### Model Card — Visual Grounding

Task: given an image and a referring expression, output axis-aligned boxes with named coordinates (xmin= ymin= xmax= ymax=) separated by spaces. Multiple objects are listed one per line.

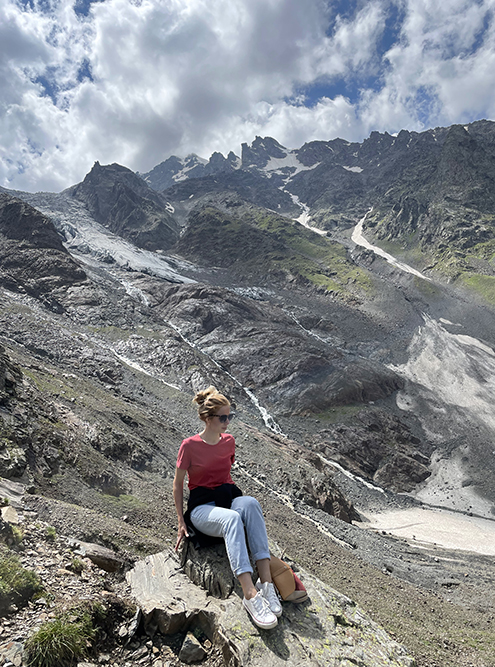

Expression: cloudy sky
xmin=2 ymin=0 xmax=495 ymax=192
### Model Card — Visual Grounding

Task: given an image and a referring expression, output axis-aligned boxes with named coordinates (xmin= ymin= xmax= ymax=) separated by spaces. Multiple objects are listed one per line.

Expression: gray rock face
xmin=306 ymin=409 xmax=431 ymax=493
xmin=68 ymin=162 xmax=180 ymax=251
xmin=143 ymin=282 xmax=403 ymax=416
xmin=0 ymin=193 xmax=87 ymax=310
xmin=127 ymin=550 xmax=416 ymax=667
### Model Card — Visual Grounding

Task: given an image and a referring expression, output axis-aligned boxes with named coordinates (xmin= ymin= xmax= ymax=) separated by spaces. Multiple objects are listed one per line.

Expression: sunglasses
xmin=214 ymin=413 xmax=236 ymax=423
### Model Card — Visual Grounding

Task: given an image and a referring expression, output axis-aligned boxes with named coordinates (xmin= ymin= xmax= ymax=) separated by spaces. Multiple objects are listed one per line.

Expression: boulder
xmin=179 ymin=632 xmax=208 ymax=663
xmin=1 ymin=505 xmax=19 ymax=524
xmin=179 ymin=539 xmax=235 ymax=599
xmin=127 ymin=550 xmax=416 ymax=667
xmin=69 ymin=539 xmax=124 ymax=573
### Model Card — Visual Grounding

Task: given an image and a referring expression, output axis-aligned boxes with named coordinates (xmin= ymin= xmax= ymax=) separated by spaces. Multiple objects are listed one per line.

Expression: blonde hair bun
xmin=192 ymin=385 xmax=219 ymax=406
xmin=193 ymin=386 xmax=230 ymax=421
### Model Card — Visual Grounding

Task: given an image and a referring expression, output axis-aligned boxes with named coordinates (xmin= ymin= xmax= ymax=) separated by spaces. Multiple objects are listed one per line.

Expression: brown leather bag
xmin=269 ymin=556 xmax=309 ymax=603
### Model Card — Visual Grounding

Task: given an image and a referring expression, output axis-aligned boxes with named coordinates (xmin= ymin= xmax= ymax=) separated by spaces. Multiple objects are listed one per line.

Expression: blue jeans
xmin=190 ymin=496 xmax=270 ymax=577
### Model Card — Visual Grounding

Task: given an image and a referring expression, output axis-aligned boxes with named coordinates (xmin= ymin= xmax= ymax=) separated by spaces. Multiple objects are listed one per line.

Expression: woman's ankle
xmin=238 ymin=572 xmax=257 ymax=599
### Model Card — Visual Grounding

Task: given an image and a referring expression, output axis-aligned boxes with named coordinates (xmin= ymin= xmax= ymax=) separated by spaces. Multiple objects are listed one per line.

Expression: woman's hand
xmin=173 ymin=467 xmax=188 ymax=551
xmin=175 ymin=520 xmax=189 ymax=551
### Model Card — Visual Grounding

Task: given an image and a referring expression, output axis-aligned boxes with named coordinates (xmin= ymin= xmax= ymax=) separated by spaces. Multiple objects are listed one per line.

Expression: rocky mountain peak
xmin=71 ymin=161 xmax=162 ymax=211
xmin=67 ymin=161 xmax=180 ymax=251
xmin=143 ymin=151 xmax=240 ymax=192
xmin=241 ymin=135 xmax=288 ymax=168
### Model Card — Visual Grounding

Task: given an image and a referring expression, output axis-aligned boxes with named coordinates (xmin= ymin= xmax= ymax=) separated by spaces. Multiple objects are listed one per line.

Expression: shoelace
xmin=251 ymin=592 xmax=270 ymax=613
xmin=264 ymin=584 xmax=279 ymax=606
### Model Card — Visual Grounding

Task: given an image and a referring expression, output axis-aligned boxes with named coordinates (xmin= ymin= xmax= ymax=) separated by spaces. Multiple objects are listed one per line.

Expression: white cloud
xmin=1 ymin=0 xmax=495 ymax=192
xmin=360 ymin=0 xmax=495 ymax=131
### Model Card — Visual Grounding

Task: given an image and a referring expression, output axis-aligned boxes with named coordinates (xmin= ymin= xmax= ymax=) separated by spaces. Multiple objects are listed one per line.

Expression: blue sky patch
xmin=298 ymin=70 xmax=383 ymax=109
xmin=74 ymin=0 xmax=105 ymax=18
xmin=379 ymin=2 xmax=405 ymax=57
xmin=413 ymin=86 xmax=439 ymax=126
xmin=77 ymin=59 xmax=94 ymax=83
xmin=471 ymin=7 xmax=493 ymax=54
xmin=33 ymin=70 xmax=59 ymax=105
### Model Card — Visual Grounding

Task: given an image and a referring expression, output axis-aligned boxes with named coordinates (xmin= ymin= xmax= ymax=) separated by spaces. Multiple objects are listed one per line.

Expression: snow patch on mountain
xmin=352 ymin=212 xmax=431 ymax=281
xmin=15 ymin=191 xmax=196 ymax=284
xmin=264 ymin=152 xmax=319 ymax=176
xmin=172 ymin=154 xmax=208 ymax=182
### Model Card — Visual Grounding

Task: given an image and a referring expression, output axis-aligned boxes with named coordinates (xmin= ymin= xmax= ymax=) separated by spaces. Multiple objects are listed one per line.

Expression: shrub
xmin=0 ymin=549 xmax=43 ymax=613
xmin=25 ymin=612 xmax=95 ymax=667
xmin=69 ymin=558 xmax=85 ymax=575
xmin=12 ymin=525 xmax=24 ymax=544
xmin=45 ymin=526 xmax=56 ymax=542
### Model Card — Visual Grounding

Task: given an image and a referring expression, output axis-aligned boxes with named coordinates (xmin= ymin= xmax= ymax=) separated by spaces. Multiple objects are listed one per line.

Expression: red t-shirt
xmin=176 ymin=433 xmax=235 ymax=490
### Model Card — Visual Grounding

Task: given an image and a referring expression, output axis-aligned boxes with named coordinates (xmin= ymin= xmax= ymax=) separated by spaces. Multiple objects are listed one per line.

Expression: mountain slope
xmin=0 ymin=192 xmax=88 ymax=311
xmin=67 ymin=162 xmax=180 ymax=251
xmin=2 ymin=125 xmax=495 ymax=665
xmin=144 ymin=121 xmax=495 ymax=302
xmin=175 ymin=201 xmax=372 ymax=299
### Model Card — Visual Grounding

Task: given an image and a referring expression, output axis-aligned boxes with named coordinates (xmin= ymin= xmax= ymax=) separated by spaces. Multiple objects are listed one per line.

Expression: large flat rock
xmin=127 ymin=550 xmax=416 ymax=667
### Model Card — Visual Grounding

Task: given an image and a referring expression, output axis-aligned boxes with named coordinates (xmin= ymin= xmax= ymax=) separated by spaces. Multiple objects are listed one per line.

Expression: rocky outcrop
xmin=68 ymin=162 xmax=180 ymax=251
xmin=139 ymin=282 xmax=403 ymax=415
xmin=241 ymin=136 xmax=287 ymax=168
xmin=362 ymin=123 xmax=495 ymax=262
xmin=306 ymin=408 xmax=431 ymax=493
xmin=179 ymin=540 xmax=235 ymax=600
xmin=0 ymin=193 xmax=87 ymax=310
xmin=127 ymin=549 xmax=416 ymax=667
xmin=163 ymin=169 xmax=298 ymax=216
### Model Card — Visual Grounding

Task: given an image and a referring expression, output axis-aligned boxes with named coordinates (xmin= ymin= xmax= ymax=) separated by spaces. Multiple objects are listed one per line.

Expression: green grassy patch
xmin=468 ymin=237 xmax=495 ymax=262
xmin=24 ymin=604 xmax=102 ymax=667
xmin=181 ymin=206 xmax=372 ymax=298
xmin=21 ymin=367 xmax=79 ymax=402
xmin=0 ymin=548 xmax=43 ymax=613
xmin=97 ymin=493 xmax=148 ymax=513
xmin=314 ymin=404 xmax=364 ymax=424
xmin=247 ymin=211 xmax=373 ymax=295
xmin=412 ymin=275 xmax=443 ymax=297
xmin=460 ymin=273 xmax=495 ymax=305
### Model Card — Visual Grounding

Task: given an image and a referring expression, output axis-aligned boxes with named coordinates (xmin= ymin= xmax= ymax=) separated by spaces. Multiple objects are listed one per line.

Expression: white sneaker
xmin=256 ymin=580 xmax=283 ymax=617
xmin=242 ymin=591 xmax=278 ymax=629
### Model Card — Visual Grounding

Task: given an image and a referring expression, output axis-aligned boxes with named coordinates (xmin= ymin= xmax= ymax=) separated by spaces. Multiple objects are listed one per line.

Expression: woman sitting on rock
xmin=173 ymin=385 xmax=281 ymax=629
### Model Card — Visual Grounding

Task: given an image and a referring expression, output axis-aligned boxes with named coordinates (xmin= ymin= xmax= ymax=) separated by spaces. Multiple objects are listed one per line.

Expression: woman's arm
xmin=173 ymin=466 xmax=189 ymax=551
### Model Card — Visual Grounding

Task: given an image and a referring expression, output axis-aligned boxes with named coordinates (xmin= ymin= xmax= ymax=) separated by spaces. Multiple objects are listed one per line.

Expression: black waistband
xmin=184 ymin=483 xmax=243 ymax=549
xmin=187 ymin=482 xmax=243 ymax=512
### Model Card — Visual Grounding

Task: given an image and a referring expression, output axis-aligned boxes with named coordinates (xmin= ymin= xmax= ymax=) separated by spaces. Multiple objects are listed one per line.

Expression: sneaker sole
xmin=242 ymin=599 xmax=278 ymax=629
